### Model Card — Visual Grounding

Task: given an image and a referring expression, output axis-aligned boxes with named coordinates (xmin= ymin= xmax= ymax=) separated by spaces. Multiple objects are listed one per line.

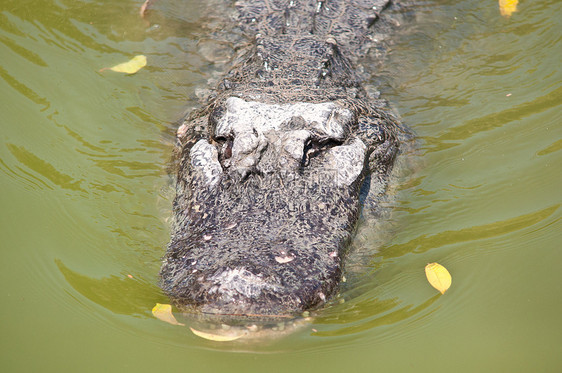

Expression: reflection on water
xmin=314 ymin=294 xmax=440 ymax=338
xmin=0 ymin=65 xmax=50 ymax=109
xmin=1 ymin=0 xmax=561 ymax=370
xmin=56 ymin=259 xmax=163 ymax=316
xmin=422 ymin=86 xmax=562 ymax=153
xmin=379 ymin=204 xmax=559 ymax=259
xmin=6 ymin=143 xmax=85 ymax=191
xmin=537 ymin=139 xmax=562 ymax=156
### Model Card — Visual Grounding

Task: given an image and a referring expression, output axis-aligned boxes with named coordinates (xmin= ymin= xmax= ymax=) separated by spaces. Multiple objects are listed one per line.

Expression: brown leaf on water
xmin=425 ymin=262 xmax=452 ymax=294
xmin=499 ymin=0 xmax=518 ymax=17
xmin=152 ymin=303 xmax=185 ymax=326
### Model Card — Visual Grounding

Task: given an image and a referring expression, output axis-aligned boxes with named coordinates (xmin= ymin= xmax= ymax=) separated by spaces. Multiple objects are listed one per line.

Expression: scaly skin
xmin=160 ymin=0 xmax=409 ymax=327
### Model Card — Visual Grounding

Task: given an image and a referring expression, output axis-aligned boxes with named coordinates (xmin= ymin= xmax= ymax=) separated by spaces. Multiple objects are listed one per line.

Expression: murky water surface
xmin=1 ymin=0 xmax=560 ymax=371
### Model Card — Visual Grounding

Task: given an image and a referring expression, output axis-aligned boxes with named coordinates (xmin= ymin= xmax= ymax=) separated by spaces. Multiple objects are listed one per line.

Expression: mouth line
xmin=199 ymin=311 xmax=297 ymax=319
xmin=186 ymin=313 xmax=312 ymax=342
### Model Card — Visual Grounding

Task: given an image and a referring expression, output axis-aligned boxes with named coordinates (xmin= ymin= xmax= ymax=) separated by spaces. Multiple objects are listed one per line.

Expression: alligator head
xmin=160 ymin=95 xmax=398 ymax=338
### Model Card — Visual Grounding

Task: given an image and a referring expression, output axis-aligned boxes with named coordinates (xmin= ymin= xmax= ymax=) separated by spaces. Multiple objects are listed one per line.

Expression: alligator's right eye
xmin=301 ymin=137 xmax=342 ymax=167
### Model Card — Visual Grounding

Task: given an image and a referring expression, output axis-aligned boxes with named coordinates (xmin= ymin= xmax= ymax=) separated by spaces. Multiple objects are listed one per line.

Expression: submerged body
xmin=160 ymin=0 xmax=409 ymax=329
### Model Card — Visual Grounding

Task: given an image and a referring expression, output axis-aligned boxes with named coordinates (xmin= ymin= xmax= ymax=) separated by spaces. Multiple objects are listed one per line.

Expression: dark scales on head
xmin=160 ymin=0 xmax=409 ymax=331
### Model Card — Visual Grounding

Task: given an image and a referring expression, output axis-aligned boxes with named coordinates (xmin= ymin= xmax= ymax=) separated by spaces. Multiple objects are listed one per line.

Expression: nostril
xmin=202 ymin=267 xmax=281 ymax=305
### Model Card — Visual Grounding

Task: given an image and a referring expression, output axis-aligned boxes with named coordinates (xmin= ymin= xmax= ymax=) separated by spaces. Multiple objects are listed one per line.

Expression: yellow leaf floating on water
xmin=499 ymin=0 xmax=518 ymax=17
xmin=425 ymin=262 xmax=452 ymax=294
xmin=140 ymin=0 xmax=151 ymax=18
xmin=105 ymin=55 xmax=147 ymax=74
xmin=190 ymin=327 xmax=245 ymax=342
xmin=152 ymin=303 xmax=185 ymax=326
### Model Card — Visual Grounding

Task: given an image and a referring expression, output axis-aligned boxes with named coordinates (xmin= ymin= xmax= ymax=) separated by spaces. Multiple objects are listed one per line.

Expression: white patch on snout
xmin=207 ymin=268 xmax=279 ymax=301
xmin=190 ymin=139 xmax=222 ymax=187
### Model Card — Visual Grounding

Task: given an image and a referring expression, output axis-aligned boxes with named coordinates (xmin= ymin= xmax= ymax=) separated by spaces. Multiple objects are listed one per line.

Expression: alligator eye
xmin=212 ymin=136 xmax=233 ymax=162
xmin=301 ymin=139 xmax=316 ymax=167
xmin=222 ymin=139 xmax=233 ymax=160
xmin=301 ymin=137 xmax=342 ymax=167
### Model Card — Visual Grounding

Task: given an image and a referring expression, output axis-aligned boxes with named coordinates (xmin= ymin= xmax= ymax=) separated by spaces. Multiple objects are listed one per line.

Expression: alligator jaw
xmin=187 ymin=313 xmax=312 ymax=342
xmin=160 ymin=98 xmax=369 ymax=331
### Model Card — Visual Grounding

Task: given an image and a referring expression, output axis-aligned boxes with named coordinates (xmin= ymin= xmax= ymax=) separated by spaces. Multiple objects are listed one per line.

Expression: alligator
xmin=159 ymin=0 xmax=410 ymax=337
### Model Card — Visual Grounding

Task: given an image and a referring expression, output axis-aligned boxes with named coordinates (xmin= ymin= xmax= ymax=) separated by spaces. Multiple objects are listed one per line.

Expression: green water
xmin=1 ymin=0 xmax=560 ymax=371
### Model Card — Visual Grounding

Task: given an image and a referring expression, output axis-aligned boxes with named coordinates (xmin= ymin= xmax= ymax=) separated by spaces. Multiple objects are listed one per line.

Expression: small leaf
xmin=140 ymin=0 xmax=151 ymax=18
xmin=190 ymin=327 xmax=245 ymax=342
xmin=499 ymin=0 xmax=518 ymax=18
xmin=104 ymin=55 xmax=147 ymax=74
xmin=425 ymin=262 xmax=452 ymax=294
xmin=152 ymin=303 xmax=185 ymax=326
